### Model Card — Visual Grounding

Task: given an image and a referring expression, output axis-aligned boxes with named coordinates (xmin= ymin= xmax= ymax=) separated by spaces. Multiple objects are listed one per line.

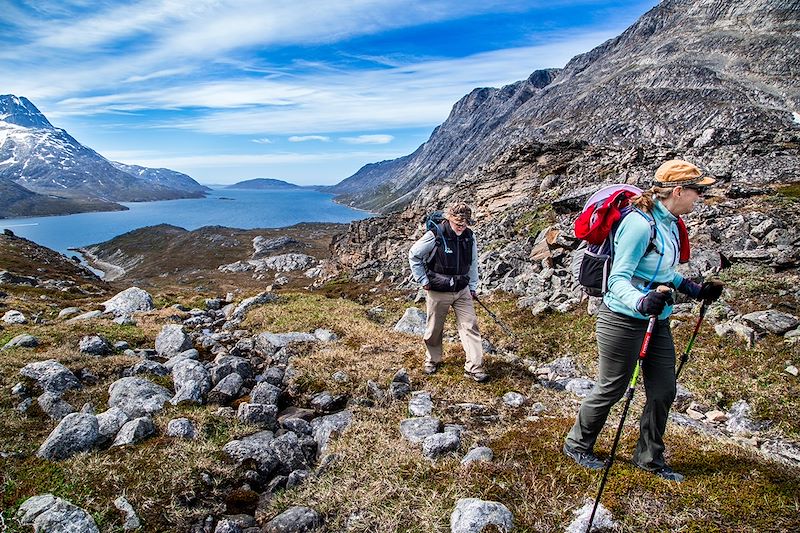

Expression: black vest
xmin=425 ymin=221 xmax=474 ymax=292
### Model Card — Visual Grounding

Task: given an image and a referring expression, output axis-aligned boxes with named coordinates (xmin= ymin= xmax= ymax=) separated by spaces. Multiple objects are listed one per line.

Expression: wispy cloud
xmin=340 ymin=134 xmax=394 ymax=144
xmin=288 ymin=135 xmax=331 ymax=143
xmin=252 ymin=138 xmax=273 ymax=144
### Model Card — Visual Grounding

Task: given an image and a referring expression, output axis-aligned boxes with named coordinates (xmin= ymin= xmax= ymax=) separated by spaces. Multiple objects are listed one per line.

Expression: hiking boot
xmin=563 ymin=443 xmax=605 ymax=470
xmin=633 ymin=462 xmax=685 ymax=482
xmin=424 ymin=362 xmax=439 ymax=375
xmin=464 ymin=371 xmax=489 ymax=383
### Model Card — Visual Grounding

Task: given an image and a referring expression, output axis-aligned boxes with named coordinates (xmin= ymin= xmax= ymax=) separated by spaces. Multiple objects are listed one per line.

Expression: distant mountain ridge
xmin=0 ymin=95 xmax=208 ymax=218
xmin=226 ymin=178 xmax=302 ymax=190
xmin=329 ymin=0 xmax=799 ymax=213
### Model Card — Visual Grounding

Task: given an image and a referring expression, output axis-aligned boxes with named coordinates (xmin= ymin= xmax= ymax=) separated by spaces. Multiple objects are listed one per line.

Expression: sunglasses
xmin=682 ymin=185 xmax=707 ymax=195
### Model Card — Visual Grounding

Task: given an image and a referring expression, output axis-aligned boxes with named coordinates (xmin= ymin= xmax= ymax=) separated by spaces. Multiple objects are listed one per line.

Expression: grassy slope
xmin=0 ymin=281 xmax=798 ymax=531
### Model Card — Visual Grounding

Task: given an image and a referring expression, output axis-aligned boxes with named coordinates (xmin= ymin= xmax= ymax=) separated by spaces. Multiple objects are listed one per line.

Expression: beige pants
xmin=424 ymin=286 xmax=484 ymax=373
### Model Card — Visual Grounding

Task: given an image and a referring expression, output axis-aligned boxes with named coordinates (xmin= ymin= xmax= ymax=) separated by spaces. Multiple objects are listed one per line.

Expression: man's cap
xmin=445 ymin=202 xmax=473 ymax=225
xmin=654 ymin=159 xmax=716 ymax=188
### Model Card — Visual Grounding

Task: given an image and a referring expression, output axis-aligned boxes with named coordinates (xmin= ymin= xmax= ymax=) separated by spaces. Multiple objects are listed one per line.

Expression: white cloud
xmin=340 ymin=134 xmax=394 ymax=144
xmin=288 ymin=135 xmax=331 ymax=142
xmin=252 ymin=138 xmax=273 ymax=144
xmin=104 ymin=150 xmax=403 ymax=168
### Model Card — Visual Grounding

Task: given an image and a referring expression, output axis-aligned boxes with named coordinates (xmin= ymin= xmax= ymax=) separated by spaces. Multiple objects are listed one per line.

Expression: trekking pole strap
xmin=474 ymin=296 xmax=517 ymax=338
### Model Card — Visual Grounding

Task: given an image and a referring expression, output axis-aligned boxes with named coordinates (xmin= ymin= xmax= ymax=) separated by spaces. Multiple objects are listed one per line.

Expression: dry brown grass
xmin=1 ymin=285 xmax=799 ymax=532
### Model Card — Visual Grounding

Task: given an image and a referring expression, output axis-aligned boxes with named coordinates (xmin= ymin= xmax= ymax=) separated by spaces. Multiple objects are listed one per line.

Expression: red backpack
xmin=572 ymin=184 xmax=689 ymax=296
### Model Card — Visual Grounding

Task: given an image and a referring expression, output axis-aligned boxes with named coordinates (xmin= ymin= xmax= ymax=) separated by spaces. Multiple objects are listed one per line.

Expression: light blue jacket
xmin=603 ymin=200 xmax=685 ymax=320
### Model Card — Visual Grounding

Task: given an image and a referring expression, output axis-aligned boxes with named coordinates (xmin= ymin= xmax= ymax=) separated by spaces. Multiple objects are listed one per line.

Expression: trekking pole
xmin=675 ymin=300 xmax=708 ymax=380
xmin=585 ymin=312 xmax=659 ymax=533
xmin=473 ymin=295 xmax=517 ymax=340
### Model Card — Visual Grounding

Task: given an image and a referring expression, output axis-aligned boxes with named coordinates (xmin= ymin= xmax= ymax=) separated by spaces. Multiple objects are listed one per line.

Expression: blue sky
xmin=0 ymin=0 xmax=658 ymax=185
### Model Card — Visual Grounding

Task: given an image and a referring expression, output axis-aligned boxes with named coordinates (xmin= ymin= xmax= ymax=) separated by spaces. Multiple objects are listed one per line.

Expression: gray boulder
xmin=741 ymin=310 xmax=800 ymax=335
xmin=37 ymin=392 xmax=75 ymax=420
xmin=208 ymin=373 xmax=244 ymax=405
xmin=156 ymin=324 xmax=193 ymax=357
xmin=461 ymin=446 xmax=494 ymax=467
xmin=2 ymin=333 xmax=38 ymax=350
xmin=171 ymin=359 xmax=211 ymax=406
xmin=112 ymin=417 xmax=155 ymax=446
xmin=310 ymin=410 xmax=353 ymax=457
xmin=450 ymin=498 xmax=513 ymax=533
xmin=79 ymin=335 xmax=112 ymax=355
xmin=259 ymin=332 xmax=317 ymax=347
xmin=164 ymin=349 xmax=200 ymax=370
xmin=215 ymin=519 xmax=243 ymax=533
xmin=108 ymin=377 xmax=172 ymax=418
xmin=422 ymin=432 xmax=460 ymax=459
xmin=113 ymin=495 xmax=141 ymax=531
xmin=400 ymin=416 xmax=442 ymax=444
xmin=130 ymin=359 xmax=169 ymax=377
xmin=37 ymin=413 xmax=99 ymax=460
xmin=58 ymin=307 xmax=82 ymax=319
xmin=2 ymin=309 xmax=27 ymax=324
xmin=262 ymin=253 xmax=316 ymax=272
xmin=211 ymin=355 xmax=253 ymax=384
xmin=251 ymin=382 xmax=282 ymax=405
xmin=262 ymin=506 xmax=323 ymax=533
xmin=19 ymin=360 xmax=80 ymax=396
xmin=314 ymin=328 xmax=338 ymax=342
xmin=96 ymin=407 xmax=131 ymax=445
xmin=393 ymin=307 xmax=427 ymax=336
xmin=222 ymin=430 xmax=278 ymax=471
xmin=270 ymin=431 xmax=310 ymax=473
xmin=726 ymin=400 xmax=769 ymax=434
xmin=230 ymin=291 xmax=277 ymax=320
xmin=15 ymin=494 xmax=99 ymax=533
xmin=262 ymin=367 xmax=286 ymax=386
xmin=565 ymin=378 xmax=595 ymax=398
xmin=502 ymin=392 xmax=525 ymax=408
xmin=68 ymin=310 xmax=103 ymax=322
xmin=237 ymin=402 xmax=279 ymax=429
xmin=409 ymin=391 xmax=433 ymax=417
xmin=102 ymin=287 xmax=154 ymax=316
xmin=166 ymin=417 xmax=197 ymax=439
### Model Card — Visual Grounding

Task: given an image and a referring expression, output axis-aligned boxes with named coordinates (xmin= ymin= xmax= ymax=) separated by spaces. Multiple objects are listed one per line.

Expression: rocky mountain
xmin=109 ymin=161 xmax=211 ymax=195
xmin=0 ymin=95 xmax=208 ymax=218
xmin=329 ymin=0 xmax=800 ymax=294
xmin=329 ymin=0 xmax=799 ymax=213
xmin=226 ymin=178 xmax=302 ymax=190
xmin=0 ymin=180 xmax=125 ymax=219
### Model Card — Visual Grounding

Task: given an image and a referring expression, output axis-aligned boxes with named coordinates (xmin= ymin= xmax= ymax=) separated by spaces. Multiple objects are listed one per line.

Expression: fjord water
xmin=0 ymin=188 xmax=369 ymax=257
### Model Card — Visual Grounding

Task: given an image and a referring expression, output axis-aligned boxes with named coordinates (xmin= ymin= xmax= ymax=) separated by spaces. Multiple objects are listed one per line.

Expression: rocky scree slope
xmin=327 ymin=0 xmax=799 ymax=214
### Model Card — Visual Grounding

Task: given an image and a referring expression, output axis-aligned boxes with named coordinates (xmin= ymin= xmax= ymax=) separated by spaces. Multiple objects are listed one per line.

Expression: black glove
xmin=637 ymin=290 xmax=673 ymax=316
xmin=677 ymin=278 xmax=702 ymax=299
xmin=698 ymin=280 xmax=724 ymax=303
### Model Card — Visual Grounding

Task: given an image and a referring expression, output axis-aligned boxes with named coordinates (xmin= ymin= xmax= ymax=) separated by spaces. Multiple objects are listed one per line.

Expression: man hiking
xmin=408 ymin=202 xmax=489 ymax=382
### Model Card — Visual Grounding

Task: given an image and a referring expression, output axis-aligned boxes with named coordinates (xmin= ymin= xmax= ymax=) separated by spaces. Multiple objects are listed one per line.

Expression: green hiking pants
xmin=565 ymin=304 xmax=677 ymax=471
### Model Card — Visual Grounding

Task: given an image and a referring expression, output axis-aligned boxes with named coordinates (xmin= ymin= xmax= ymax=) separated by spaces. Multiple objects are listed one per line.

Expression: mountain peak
xmin=0 ymin=94 xmax=54 ymax=129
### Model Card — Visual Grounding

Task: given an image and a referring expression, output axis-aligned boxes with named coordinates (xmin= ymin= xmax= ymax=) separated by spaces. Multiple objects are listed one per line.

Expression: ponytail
xmin=631 ymin=186 xmax=673 ymax=213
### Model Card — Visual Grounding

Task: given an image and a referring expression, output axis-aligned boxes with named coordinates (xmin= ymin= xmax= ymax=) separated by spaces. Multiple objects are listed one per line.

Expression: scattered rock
xmin=310 ymin=410 xmax=353 ymax=457
xmin=166 ymin=417 xmax=197 ymax=439
xmin=331 ymin=370 xmax=349 ymax=383
xmin=400 ymin=416 xmax=442 ymax=444
xmin=19 ymin=359 xmax=80 ymax=396
xmin=102 ymin=287 xmax=154 ymax=316
xmin=79 ymin=335 xmax=112 ymax=355
xmin=171 ymin=359 xmax=212 ymax=406
xmin=112 ymin=417 xmax=155 ymax=447
xmin=107 ymin=377 xmax=172 ymax=418
xmin=251 ymin=382 xmax=282 ymax=405
xmin=3 ymin=309 xmax=26 ymax=324
xmin=96 ymin=407 xmax=131 ymax=445
xmin=15 ymin=494 xmax=99 ymax=532
xmin=461 ymin=446 xmax=493 ymax=467
xmin=409 ymin=391 xmax=433 ymax=417
xmin=741 ymin=310 xmax=799 ymax=335
xmin=37 ymin=392 xmax=75 ymax=420
xmin=237 ymin=403 xmax=279 ymax=429
xmin=114 ymin=495 xmax=141 ymax=531
xmin=37 ymin=413 xmax=99 ymax=460
xmin=68 ymin=310 xmax=103 ymax=322
xmin=58 ymin=307 xmax=82 ymax=319
xmin=422 ymin=432 xmax=460 ymax=459
xmin=726 ymin=400 xmax=768 ymax=434
xmin=393 ymin=307 xmax=427 ymax=336
xmin=262 ymin=505 xmax=323 ymax=533
xmin=314 ymin=328 xmax=338 ymax=342
xmin=2 ymin=333 xmax=39 ymax=350
xmin=209 ymin=373 xmax=244 ymax=405
xmin=450 ymin=498 xmax=513 ymax=533
xmin=715 ymin=320 xmax=757 ymax=347
xmin=230 ymin=292 xmax=277 ymax=320
xmin=502 ymin=392 xmax=525 ymax=408
xmin=565 ymin=378 xmax=595 ymax=398
xmin=565 ymin=500 xmax=616 ymax=533
xmin=156 ymin=324 xmax=193 ymax=357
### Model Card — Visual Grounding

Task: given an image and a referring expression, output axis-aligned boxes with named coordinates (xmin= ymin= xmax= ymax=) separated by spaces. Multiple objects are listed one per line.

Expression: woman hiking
xmin=563 ymin=159 xmax=724 ymax=482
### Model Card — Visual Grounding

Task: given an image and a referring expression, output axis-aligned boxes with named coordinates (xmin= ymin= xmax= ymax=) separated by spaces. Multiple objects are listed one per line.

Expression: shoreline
xmin=74 ymin=247 xmax=126 ymax=282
